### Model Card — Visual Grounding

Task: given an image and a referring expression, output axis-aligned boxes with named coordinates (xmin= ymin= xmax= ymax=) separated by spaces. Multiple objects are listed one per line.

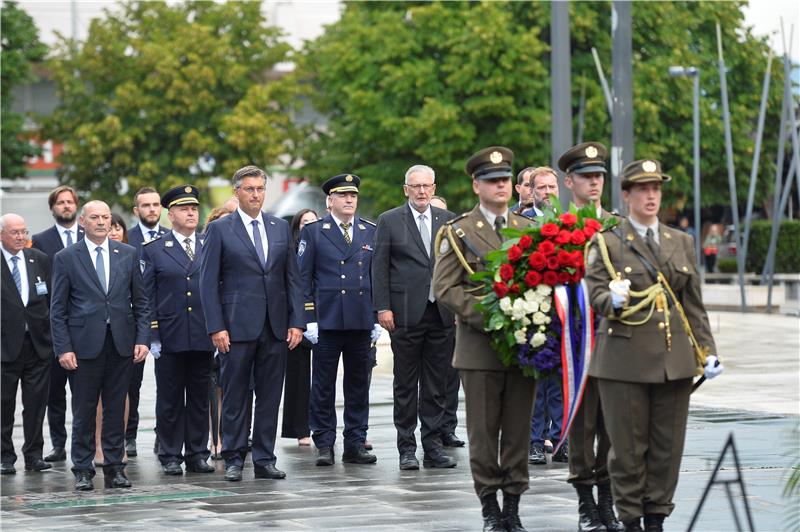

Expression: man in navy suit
xmin=298 ymin=174 xmax=380 ymax=467
xmin=521 ymin=166 xmax=559 ymax=219
xmin=31 ymin=185 xmax=85 ymax=463
xmin=141 ymin=185 xmax=215 ymax=476
xmin=50 ymin=200 xmax=150 ymax=490
xmin=200 ymin=165 xmax=304 ymax=482
xmin=372 ymin=165 xmax=457 ymax=471
xmin=124 ymin=186 xmax=167 ymax=457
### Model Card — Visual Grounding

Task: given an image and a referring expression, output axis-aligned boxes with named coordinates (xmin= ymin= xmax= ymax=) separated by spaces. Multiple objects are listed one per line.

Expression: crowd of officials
xmin=1 ymin=143 xmax=723 ymax=532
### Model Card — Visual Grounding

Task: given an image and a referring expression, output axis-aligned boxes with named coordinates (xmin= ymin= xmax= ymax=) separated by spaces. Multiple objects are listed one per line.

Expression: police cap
xmin=621 ymin=159 xmax=672 ymax=190
xmin=161 ymin=184 xmax=200 ymax=209
xmin=557 ymin=142 xmax=608 ymax=175
xmin=465 ymin=146 xmax=514 ymax=180
xmin=322 ymin=174 xmax=361 ymax=195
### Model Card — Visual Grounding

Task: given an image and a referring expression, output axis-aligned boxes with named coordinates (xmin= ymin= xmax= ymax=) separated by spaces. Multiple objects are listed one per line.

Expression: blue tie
xmin=10 ymin=256 xmax=22 ymax=296
xmin=251 ymin=220 xmax=266 ymax=266
xmin=65 ymin=229 xmax=74 ymax=246
xmin=148 ymin=230 xmax=157 ymax=241
xmin=95 ymin=247 xmax=107 ymax=293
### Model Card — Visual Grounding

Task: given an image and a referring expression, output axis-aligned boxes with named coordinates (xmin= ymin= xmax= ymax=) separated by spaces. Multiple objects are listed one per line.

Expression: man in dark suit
xmin=200 ymin=165 xmax=304 ymax=482
xmin=31 ymin=185 xmax=84 ymax=463
xmin=510 ymin=167 xmax=535 ymax=214
xmin=50 ymin=200 xmax=150 ymax=490
xmin=1 ymin=214 xmax=54 ymax=475
xmin=298 ymin=174 xmax=380 ymax=467
xmin=124 ymin=186 xmax=167 ymax=457
xmin=372 ymin=164 xmax=457 ymax=471
xmin=141 ymin=185 xmax=214 ymax=476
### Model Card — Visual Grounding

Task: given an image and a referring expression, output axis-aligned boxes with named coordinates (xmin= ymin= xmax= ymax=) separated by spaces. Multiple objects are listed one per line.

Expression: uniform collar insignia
xmin=476 ymin=220 xmax=484 ymax=228
xmin=322 ymin=223 xmax=331 ymax=229
xmin=358 ymin=224 xmax=366 ymax=230
xmin=165 ymin=240 xmax=174 ymax=247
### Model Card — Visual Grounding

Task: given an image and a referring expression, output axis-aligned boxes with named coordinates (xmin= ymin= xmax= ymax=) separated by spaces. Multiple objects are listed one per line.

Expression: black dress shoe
xmin=552 ymin=441 xmax=569 ymax=463
xmin=423 ymin=449 xmax=457 ymax=468
xmin=24 ymin=459 xmax=52 ymax=472
xmin=342 ymin=447 xmax=377 ymax=464
xmin=162 ymin=461 xmax=183 ymax=475
xmin=254 ymin=463 xmax=286 ymax=479
xmin=399 ymin=453 xmax=419 ymax=470
xmin=528 ymin=444 xmax=546 ymax=465
xmin=74 ymin=470 xmax=94 ymax=491
xmin=104 ymin=470 xmax=132 ymax=488
xmin=1 ymin=462 xmax=16 ymax=475
xmin=316 ymin=447 xmax=334 ymax=466
xmin=441 ymin=432 xmax=465 ymax=447
xmin=44 ymin=447 xmax=66 ymax=462
xmin=125 ymin=439 xmax=137 ymax=457
xmin=185 ymin=459 xmax=214 ymax=473
xmin=224 ymin=464 xmax=242 ymax=481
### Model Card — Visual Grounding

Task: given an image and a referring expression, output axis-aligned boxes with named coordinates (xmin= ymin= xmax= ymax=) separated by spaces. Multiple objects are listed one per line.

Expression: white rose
xmin=499 ymin=297 xmax=513 ymax=315
xmin=523 ymin=289 xmax=537 ymax=302
xmin=539 ymin=300 xmax=551 ymax=313
xmin=545 ymin=316 xmax=552 ymax=324
xmin=531 ymin=332 xmax=546 ymax=347
xmin=514 ymin=328 xmax=528 ymax=344
xmin=511 ymin=298 xmax=527 ymax=321
xmin=521 ymin=316 xmax=531 ymax=327
xmin=536 ymin=284 xmax=552 ymax=297
xmin=532 ymin=311 xmax=547 ymax=325
xmin=523 ymin=300 xmax=539 ymax=314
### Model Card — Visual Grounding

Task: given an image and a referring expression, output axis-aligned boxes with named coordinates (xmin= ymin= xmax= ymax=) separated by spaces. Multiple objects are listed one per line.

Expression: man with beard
xmin=31 ymin=186 xmax=85 ymax=463
xmin=521 ymin=167 xmax=559 ymax=218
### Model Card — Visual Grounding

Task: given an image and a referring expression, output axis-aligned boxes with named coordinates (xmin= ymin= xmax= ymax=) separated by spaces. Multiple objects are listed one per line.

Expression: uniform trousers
xmin=530 ymin=373 xmax=563 ymax=446
xmin=1 ymin=334 xmax=50 ymax=464
xmin=568 ymin=377 xmax=611 ymax=485
xmin=460 ymin=368 xmax=536 ymax=498
xmin=440 ymin=352 xmax=460 ymax=435
xmin=155 ymin=350 xmax=213 ymax=464
xmin=46 ymin=357 xmax=73 ymax=449
xmin=125 ymin=358 xmax=146 ymax=442
xmin=598 ymin=377 xmax=692 ymax=523
xmin=281 ymin=342 xmax=311 ymax=439
xmin=310 ymin=330 xmax=371 ymax=451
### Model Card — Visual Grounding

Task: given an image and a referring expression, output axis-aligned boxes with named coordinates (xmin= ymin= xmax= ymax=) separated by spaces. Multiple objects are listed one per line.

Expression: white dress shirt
xmin=139 ymin=222 xmax=160 ymax=243
xmin=238 ymin=207 xmax=269 ymax=261
xmin=173 ymin=230 xmax=197 ymax=256
xmin=2 ymin=247 xmax=29 ymax=306
xmin=85 ymin=238 xmax=110 ymax=292
xmin=479 ymin=205 xmax=510 ymax=231
xmin=56 ymin=222 xmax=78 ymax=249
xmin=628 ymin=218 xmax=660 ymax=245
xmin=330 ymin=213 xmax=355 ymax=242
xmin=410 ymin=204 xmax=433 ymax=235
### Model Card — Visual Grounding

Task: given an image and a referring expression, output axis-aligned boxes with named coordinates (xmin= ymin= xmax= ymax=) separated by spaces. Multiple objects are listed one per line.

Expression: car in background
xmin=268 ymin=181 xmax=327 ymax=223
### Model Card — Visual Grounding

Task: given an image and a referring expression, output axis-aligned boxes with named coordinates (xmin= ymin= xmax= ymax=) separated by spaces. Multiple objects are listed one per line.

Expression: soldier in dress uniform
xmin=432 ymin=146 xmax=535 ymax=532
xmin=584 ymin=159 xmax=724 ymax=532
xmin=298 ymin=174 xmax=382 ymax=467
xmin=140 ymin=185 xmax=215 ymax=476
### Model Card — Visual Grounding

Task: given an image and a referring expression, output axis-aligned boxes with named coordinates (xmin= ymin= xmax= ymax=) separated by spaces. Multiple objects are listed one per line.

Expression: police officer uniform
xmin=140 ymin=185 xmax=214 ymax=474
xmin=585 ymin=160 xmax=719 ymax=532
xmin=432 ymin=147 xmax=535 ymax=532
xmin=297 ymin=174 xmax=378 ymax=466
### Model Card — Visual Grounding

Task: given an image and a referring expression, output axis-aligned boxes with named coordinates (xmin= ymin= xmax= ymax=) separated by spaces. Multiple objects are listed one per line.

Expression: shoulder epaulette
xmin=303 ymin=219 xmax=321 ymax=226
xmin=142 ymin=235 xmax=163 ymax=246
xmin=445 ymin=212 xmax=469 ymax=226
xmin=360 ymin=218 xmax=376 ymax=227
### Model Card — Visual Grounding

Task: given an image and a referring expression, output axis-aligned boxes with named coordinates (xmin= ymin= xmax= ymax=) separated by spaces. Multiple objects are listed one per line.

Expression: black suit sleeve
xmin=140 ymin=244 xmax=159 ymax=344
xmin=283 ymin=221 xmax=305 ymax=331
xmin=130 ymin=250 xmax=151 ymax=346
xmin=371 ymin=212 xmax=392 ymax=313
xmin=49 ymin=250 xmax=72 ymax=357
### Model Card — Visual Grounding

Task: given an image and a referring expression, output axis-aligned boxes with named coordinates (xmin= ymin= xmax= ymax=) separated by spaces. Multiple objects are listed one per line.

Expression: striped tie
xmin=184 ymin=238 xmax=195 ymax=261
xmin=340 ymin=222 xmax=352 ymax=245
xmin=10 ymin=256 xmax=22 ymax=296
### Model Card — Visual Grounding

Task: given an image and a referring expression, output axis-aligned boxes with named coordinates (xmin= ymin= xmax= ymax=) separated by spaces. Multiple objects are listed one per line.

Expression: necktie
xmin=10 ymin=256 xmax=22 ymax=296
xmin=251 ymin=220 xmax=266 ymax=266
xmin=494 ymin=216 xmax=506 ymax=240
xmin=148 ymin=230 xmax=157 ymax=241
xmin=95 ymin=247 xmax=107 ymax=293
xmin=184 ymin=238 xmax=195 ymax=261
xmin=340 ymin=222 xmax=352 ymax=245
xmin=645 ymin=228 xmax=660 ymax=260
xmin=418 ymin=214 xmax=431 ymax=257
xmin=65 ymin=229 xmax=73 ymax=247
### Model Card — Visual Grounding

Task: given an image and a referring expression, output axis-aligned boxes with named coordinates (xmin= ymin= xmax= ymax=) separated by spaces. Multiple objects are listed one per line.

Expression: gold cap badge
xmin=345 ymin=174 xmax=353 ymax=182
xmin=184 ymin=186 xmax=192 ymax=193
xmin=489 ymin=151 xmax=503 ymax=164
xmin=642 ymin=160 xmax=657 ymax=173
xmin=585 ymin=146 xmax=598 ymax=158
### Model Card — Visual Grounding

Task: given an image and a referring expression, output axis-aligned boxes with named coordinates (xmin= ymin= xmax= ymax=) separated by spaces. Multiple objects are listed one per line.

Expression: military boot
xmin=480 ymin=493 xmax=505 ymax=532
xmin=643 ymin=514 xmax=665 ymax=532
xmin=501 ymin=492 xmax=527 ymax=532
xmin=575 ymin=484 xmax=605 ymax=531
xmin=597 ymin=483 xmax=625 ymax=531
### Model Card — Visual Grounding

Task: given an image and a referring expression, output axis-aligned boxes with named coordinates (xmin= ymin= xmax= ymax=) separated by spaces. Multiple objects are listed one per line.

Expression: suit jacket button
xmin=341 ymin=290 xmax=346 ymax=294
xmin=186 ymin=291 xmax=192 ymax=296
xmin=187 ymin=307 xmax=192 ymax=312
xmin=186 ymin=276 xmax=191 ymax=281
xmin=607 ymin=328 xmax=613 ymax=334
xmin=658 ymin=322 xmax=665 ymax=330
xmin=341 ymin=275 xmax=345 ymax=279
xmin=340 ymin=260 xmax=345 ymax=265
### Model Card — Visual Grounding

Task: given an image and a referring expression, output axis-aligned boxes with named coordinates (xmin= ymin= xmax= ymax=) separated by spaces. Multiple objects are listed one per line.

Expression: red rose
xmin=543 ymin=271 xmax=559 ymax=286
xmin=560 ymin=213 xmax=578 ymax=227
xmin=510 ymin=283 xmax=521 ymax=294
xmin=584 ymin=218 xmax=602 ymax=231
xmin=572 ymin=269 xmax=585 ymax=283
xmin=540 ymin=223 xmax=559 ymax=238
xmin=583 ymin=226 xmax=597 ymax=239
xmin=558 ymin=271 xmax=571 ymax=284
xmin=493 ymin=282 xmax=510 ymax=298
xmin=570 ymin=229 xmax=587 ymax=246
xmin=557 ymin=249 xmax=573 ymax=267
xmin=556 ymin=230 xmax=572 ymax=245
xmin=528 ymin=251 xmax=547 ymax=271
xmin=571 ymin=250 xmax=584 ymax=268
xmin=546 ymin=256 xmax=559 ymax=270
xmin=507 ymin=245 xmax=523 ymax=262
xmin=518 ymin=235 xmax=533 ymax=250
xmin=525 ymin=271 xmax=542 ymax=287
xmin=499 ymin=263 xmax=515 ymax=282
xmin=537 ymin=240 xmax=556 ymax=256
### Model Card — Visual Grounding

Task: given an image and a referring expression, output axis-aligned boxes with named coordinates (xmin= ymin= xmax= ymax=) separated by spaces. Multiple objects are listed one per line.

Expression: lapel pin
xmin=29 ymin=258 xmax=34 ymax=262
xmin=322 ymin=223 xmax=331 ymax=229
xmin=269 ymin=220 xmax=276 ymax=225
xmin=165 ymin=241 xmax=174 ymax=247
xmin=113 ymin=248 xmax=119 ymax=253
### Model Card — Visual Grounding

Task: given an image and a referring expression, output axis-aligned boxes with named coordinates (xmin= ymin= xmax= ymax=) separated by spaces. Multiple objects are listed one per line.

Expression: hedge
xmin=745 ymin=220 xmax=800 ymax=273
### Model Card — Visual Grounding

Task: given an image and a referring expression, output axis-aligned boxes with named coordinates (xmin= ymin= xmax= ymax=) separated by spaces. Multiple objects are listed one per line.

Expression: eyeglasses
xmin=5 ymin=230 xmax=29 ymax=237
xmin=239 ymin=186 xmax=266 ymax=195
xmin=405 ymin=183 xmax=435 ymax=191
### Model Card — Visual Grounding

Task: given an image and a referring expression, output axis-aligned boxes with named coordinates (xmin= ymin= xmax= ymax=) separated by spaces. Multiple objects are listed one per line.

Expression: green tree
xmin=1 ymin=0 xmax=48 ymax=178
xmin=299 ymin=1 xmax=784 ymax=215
xmin=45 ymin=0 xmax=302 ymax=205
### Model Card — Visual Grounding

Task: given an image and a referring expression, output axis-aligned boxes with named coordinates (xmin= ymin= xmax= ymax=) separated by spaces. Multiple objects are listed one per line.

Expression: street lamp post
xmin=669 ymin=66 xmax=702 ymax=278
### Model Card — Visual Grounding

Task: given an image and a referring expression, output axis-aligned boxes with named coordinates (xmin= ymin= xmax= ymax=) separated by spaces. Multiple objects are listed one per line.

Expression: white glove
xmin=370 ymin=323 xmax=384 ymax=344
xmin=150 ymin=340 xmax=161 ymax=360
xmin=703 ymin=355 xmax=724 ymax=380
xmin=609 ymin=278 xmax=631 ymax=309
xmin=303 ymin=322 xmax=319 ymax=345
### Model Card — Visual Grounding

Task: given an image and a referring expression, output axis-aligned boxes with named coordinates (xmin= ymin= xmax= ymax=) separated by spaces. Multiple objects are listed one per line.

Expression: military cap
xmin=557 ymin=142 xmax=608 ymax=175
xmin=621 ymin=159 xmax=672 ymax=190
xmin=161 ymin=184 xmax=200 ymax=209
xmin=322 ymin=174 xmax=361 ymax=195
xmin=465 ymin=146 xmax=514 ymax=180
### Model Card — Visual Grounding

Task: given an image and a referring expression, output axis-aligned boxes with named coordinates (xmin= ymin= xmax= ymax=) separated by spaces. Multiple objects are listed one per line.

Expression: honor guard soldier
xmin=140 ymin=185 xmax=215 ymax=476
xmin=298 ymin=173 xmax=381 ymax=467
xmin=433 ymin=147 xmax=536 ymax=532
xmin=584 ymin=160 xmax=724 ymax=532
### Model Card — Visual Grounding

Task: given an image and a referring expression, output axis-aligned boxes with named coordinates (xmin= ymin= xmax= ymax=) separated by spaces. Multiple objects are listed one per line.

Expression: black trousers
xmin=1 ymin=334 xmax=51 ymax=464
xmin=125 ymin=357 xmax=146 ymax=442
xmin=281 ymin=342 xmax=311 ymax=439
xmin=46 ymin=356 xmax=73 ymax=449
xmin=71 ymin=329 xmax=133 ymax=473
xmin=440 ymin=336 xmax=460 ymax=436
xmin=391 ymin=302 xmax=454 ymax=454
xmin=155 ymin=351 xmax=213 ymax=464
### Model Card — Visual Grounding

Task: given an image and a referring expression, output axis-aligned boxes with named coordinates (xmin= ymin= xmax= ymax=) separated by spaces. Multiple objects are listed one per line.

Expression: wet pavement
xmin=1 ymin=311 xmax=798 ymax=531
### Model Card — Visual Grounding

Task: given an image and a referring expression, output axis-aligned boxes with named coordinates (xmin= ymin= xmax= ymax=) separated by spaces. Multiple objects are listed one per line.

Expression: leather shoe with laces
xmin=552 ymin=440 xmax=569 ymax=463
xmin=185 ymin=459 xmax=214 ymax=473
xmin=342 ymin=446 xmax=377 ymax=464
xmin=441 ymin=432 xmax=465 ymax=447
xmin=45 ymin=447 xmax=66 ymax=462
xmin=399 ymin=453 xmax=419 ymax=470
xmin=423 ymin=449 xmax=457 ymax=468
xmin=528 ymin=444 xmax=546 ymax=465
xmin=224 ymin=464 xmax=243 ymax=481
xmin=1 ymin=462 xmax=16 ymax=475
xmin=254 ymin=463 xmax=286 ymax=479
xmin=502 ymin=492 xmax=527 ymax=532
xmin=104 ymin=470 xmax=132 ymax=488
xmin=162 ymin=461 xmax=183 ymax=475
xmin=24 ymin=458 xmax=52 ymax=472
xmin=316 ymin=447 xmax=334 ymax=466
xmin=74 ymin=470 xmax=94 ymax=491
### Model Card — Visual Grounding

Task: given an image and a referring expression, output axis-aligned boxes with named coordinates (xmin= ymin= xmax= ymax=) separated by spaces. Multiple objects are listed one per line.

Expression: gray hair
xmin=232 ymin=165 xmax=267 ymax=189
xmin=404 ymin=164 xmax=436 ymax=184
xmin=0 ymin=213 xmax=25 ymax=232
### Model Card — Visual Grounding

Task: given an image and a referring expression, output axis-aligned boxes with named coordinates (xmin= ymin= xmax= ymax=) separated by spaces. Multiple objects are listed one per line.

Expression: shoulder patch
xmin=298 ymin=240 xmax=306 ymax=257
xmin=142 ymin=234 xmax=162 ymax=246
xmin=438 ymin=235 xmax=450 ymax=255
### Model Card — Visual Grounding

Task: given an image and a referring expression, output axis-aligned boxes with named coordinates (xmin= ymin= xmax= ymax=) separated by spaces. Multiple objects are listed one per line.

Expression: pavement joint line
xmin=4 ymin=487 xmax=236 ymax=511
